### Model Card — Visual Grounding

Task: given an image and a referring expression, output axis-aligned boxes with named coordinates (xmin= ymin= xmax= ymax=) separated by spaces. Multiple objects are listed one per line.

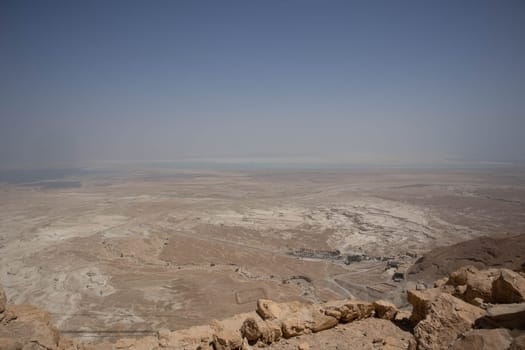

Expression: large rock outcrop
xmin=449 ymin=328 xmax=513 ymax=350
xmin=407 ymin=266 xmax=525 ymax=350
xmin=476 ymin=303 xmax=525 ymax=330
xmin=431 ymin=265 xmax=525 ymax=307
xmin=492 ymin=269 xmax=525 ymax=304
xmin=2 ymin=264 xmax=525 ymax=350
xmin=0 ymin=303 xmax=60 ymax=350
xmin=407 ymin=288 xmax=442 ymax=323
xmin=446 ymin=266 xmax=499 ymax=303
xmin=411 ymin=293 xmax=485 ymax=350
xmin=373 ymin=300 xmax=399 ymax=320
xmin=240 ymin=317 xmax=282 ymax=344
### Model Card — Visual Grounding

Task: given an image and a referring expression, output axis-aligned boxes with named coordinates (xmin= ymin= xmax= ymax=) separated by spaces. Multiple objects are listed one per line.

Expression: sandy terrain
xmin=0 ymin=166 xmax=524 ymax=341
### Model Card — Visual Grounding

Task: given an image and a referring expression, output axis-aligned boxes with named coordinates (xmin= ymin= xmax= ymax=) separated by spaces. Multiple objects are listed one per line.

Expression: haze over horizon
xmin=1 ymin=0 xmax=524 ymax=168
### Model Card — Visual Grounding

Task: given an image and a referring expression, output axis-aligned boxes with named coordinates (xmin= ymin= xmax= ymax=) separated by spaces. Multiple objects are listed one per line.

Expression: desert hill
xmin=407 ymin=233 xmax=525 ymax=285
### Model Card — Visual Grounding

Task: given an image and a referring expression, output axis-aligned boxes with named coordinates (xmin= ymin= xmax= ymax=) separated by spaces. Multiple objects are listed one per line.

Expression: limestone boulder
xmin=57 ymin=336 xmax=89 ymax=350
xmin=407 ymin=288 xmax=442 ymax=323
xmin=1 ymin=308 xmax=17 ymax=325
xmin=323 ymin=300 xmax=374 ymax=323
xmin=413 ymin=293 xmax=485 ymax=350
xmin=157 ymin=328 xmax=171 ymax=348
xmin=257 ymin=299 xmax=282 ymax=320
xmin=511 ymin=335 xmax=525 ymax=350
xmin=434 ymin=277 xmax=449 ymax=288
xmin=492 ymin=269 xmax=525 ymax=304
xmin=297 ymin=342 xmax=310 ymax=350
xmin=212 ymin=328 xmax=243 ymax=350
xmin=240 ymin=317 xmax=281 ymax=344
xmin=0 ymin=304 xmax=60 ymax=350
xmin=447 ymin=266 xmax=500 ymax=304
xmin=256 ymin=299 xmax=304 ymax=320
xmin=280 ymin=303 xmax=338 ymax=338
xmin=157 ymin=324 xmax=214 ymax=349
xmin=281 ymin=317 xmax=307 ymax=338
xmin=449 ymin=328 xmax=513 ymax=350
xmin=476 ymin=303 xmax=525 ymax=330
xmin=373 ymin=300 xmax=398 ymax=320
xmin=308 ymin=312 xmax=338 ymax=333
xmin=210 ymin=312 xmax=260 ymax=350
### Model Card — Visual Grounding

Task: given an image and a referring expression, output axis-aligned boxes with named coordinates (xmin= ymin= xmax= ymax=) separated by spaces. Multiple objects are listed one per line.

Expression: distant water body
xmin=143 ymin=161 xmax=514 ymax=171
xmin=0 ymin=168 xmax=85 ymax=184
xmin=0 ymin=162 xmax=514 ymax=185
xmin=0 ymin=168 xmax=105 ymax=187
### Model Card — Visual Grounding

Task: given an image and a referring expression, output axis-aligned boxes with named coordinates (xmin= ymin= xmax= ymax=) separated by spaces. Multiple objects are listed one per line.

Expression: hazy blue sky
xmin=1 ymin=0 xmax=524 ymax=167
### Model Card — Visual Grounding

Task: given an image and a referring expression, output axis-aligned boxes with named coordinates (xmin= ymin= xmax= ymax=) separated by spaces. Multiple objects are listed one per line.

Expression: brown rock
xmin=309 ymin=313 xmax=338 ymax=333
xmin=407 ymin=288 xmax=442 ymax=323
xmin=21 ymin=343 xmax=48 ymax=350
xmin=382 ymin=335 xmax=415 ymax=350
xmin=393 ymin=310 xmax=412 ymax=330
xmin=213 ymin=328 xmax=243 ymax=350
xmin=57 ymin=337 xmax=74 ymax=350
xmin=263 ymin=319 xmax=283 ymax=343
xmin=0 ymin=288 xmax=6 ymax=314
xmin=1 ymin=308 xmax=17 ymax=325
xmin=115 ymin=336 xmax=158 ymax=350
xmin=449 ymin=328 xmax=513 ymax=350
xmin=447 ymin=266 xmax=500 ymax=304
xmin=240 ymin=337 xmax=251 ymax=350
xmin=281 ymin=317 xmax=307 ymax=338
xmin=261 ymin=319 xmax=283 ymax=344
xmin=492 ymin=269 xmax=525 ymax=304
xmin=278 ymin=302 xmax=339 ymax=338
xmin=240 ymin=317 xmax=281 ymax=344
xmin=82 ymin=342 xmax=115 ymax=350
xmin=157 ymin=328 xmax=170 ymax=347
xmin=57 ymin=336 xmax=84 ymax=350
xmin=373 ymin=300 xmax=398 ymax=320
xmin=455 ymin=285 xmax=467 ymax=295
xmin=240 ymin=318 xmax=261 ymax=342
xmin=323 ymin=306 xmax=342 ymax=320
xmin=394 ymin=310 xmax=411 ymax=322
xmin=114 ymin=338 xmax=136 ymax=349
xmin=511 ymin=334 xmax=525 ymax=350
xmin=0 ymin=304 xmax=60 ymax=350
xmin=448 ymin=266 xmax=478 ymax=286
xmin=465 ymin=268 xmax=500 ymax=303
xmin=471 ymin=297 xmax=485 ymax=307
xmin=257 ymin=299 xmax=282 ymax=320
xmin=434 ymin=277 xmax=449 ymax=288
xmin=157 ymin=324 xmax=214 ymax=349
xmin=413 ymin=293 xmax=485 ymax=350
xmin=476 ymin=302 xmax=525 ymax=330
xmin=0 ymin=337 xmax=23 ymax=350
xmin=324 ymin=300 xmax=374 ymax=323
xmin=256 ymin=299 xmax=306 ymax=321
xmin=297 ymin=342 xmax=310 ymax=350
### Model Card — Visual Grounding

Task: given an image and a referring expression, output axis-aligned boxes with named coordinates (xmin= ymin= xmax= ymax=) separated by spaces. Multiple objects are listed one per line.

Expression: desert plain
xmin=0 ymin=165 xmax=524 ymax=341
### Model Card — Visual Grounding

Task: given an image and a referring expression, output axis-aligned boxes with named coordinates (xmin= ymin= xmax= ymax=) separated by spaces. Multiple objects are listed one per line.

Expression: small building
xmin=387 ymin=260 xmax=400 ymax=269
xmin=392 ymin=272 xmax=405 ymax=282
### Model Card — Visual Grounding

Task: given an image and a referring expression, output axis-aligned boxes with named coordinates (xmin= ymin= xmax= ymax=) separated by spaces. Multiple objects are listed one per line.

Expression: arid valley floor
xmin=1 ymin=166 xmax=524 ymax=342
